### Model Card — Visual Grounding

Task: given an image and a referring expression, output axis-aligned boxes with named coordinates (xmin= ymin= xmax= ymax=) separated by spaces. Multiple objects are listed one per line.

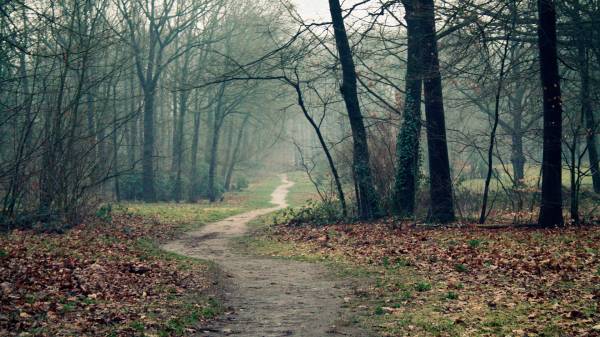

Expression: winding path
xmin=162 ymin=175 xmax=367 ymax=337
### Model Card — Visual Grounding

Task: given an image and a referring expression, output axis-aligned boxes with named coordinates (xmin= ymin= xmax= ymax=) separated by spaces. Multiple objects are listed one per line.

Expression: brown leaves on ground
xmin=268 ymin=221 xmax=600 ymax=336
xmin=0 ymin=214 xmax=216 ymax=336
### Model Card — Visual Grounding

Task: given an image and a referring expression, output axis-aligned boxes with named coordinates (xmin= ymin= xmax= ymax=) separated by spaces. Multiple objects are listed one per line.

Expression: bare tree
xmin=328 ymin=0 xmax=379 ymax=219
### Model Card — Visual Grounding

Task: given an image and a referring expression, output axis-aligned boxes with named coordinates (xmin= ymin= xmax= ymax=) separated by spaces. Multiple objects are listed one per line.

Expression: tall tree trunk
xmin=537 ymin=0 xmax=563 ymax=227
xmin=224 ymin=114 xmax=250 ymax=191
xmin=112 ymin=84 xmax=120 ymax=202
xmin=172 ymin=88 xmax=189 ymax=202
xmin=128 ymin=72 xmax=136 ymax=169
xmin=189 ymin=95 xmax=202 ymax=202
xmin=328 ymin=0 xmax=379 ymax=219
xmin=222 ymin=121 xmax=235 ymax=182
xmin=580 ymin=59 xmax=600 ymax=194
xmin=208 ymin=118 xmax=222 ymax=202
xmin=511 ymin=114 xmax=526 ymax=185
xmin=171 ymin=89 xmax=179 ymax=172
xmin=142 ymin=81 xmax=157 ymax=202
xmin=205 ymin=104 xmax=214 ymax=163
xmin=569 ymin=134 xmax=580 ymax=224
xmin=507 ymin=45 xmax=527 ymax=188
xmin=97 ymin=84 xmax=109 ymax=195
xmin=393 ymin=0 xmax=422 ymax=217
xmin=207 ymin=83 xmax=227 ymax=202
xmin=420 ymin=0 xmax=455 ymax=223
xmin=573 ymin=2 xmax=600 ymax=193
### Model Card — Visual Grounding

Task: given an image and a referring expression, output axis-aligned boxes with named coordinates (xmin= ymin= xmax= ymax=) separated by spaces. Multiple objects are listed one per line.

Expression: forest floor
xmin=4 ymin=172 xmax=600 ymax=337
xmin=0 ymin=175 xmax=287 ymax=336
xmin=162 ymin=174 xmax=368 ymax=337
xmin=242 ymin=174 xmax=600 ymax=336
xmin=0 ymin=207 xmax=221 ymax=336
xmin=248 ymin=221 xmax=600 ymax=337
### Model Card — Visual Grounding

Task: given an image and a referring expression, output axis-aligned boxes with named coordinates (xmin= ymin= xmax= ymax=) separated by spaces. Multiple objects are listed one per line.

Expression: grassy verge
xmin=240 ymin=175 xmax=600 ymax=337
xmin=285 ymin=171 xmax=324 ymax=208
xmin=459 ymin=165 xmax=595 ymax=192
xmin=121 ymin=175 xmax=284 ymax=232
xmin=244 ymin=217 xmax=600 ymax=337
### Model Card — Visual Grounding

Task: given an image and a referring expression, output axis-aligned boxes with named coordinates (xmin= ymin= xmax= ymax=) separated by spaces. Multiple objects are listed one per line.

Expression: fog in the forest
xmin=1 ymin=0 xmax=599 ymax=227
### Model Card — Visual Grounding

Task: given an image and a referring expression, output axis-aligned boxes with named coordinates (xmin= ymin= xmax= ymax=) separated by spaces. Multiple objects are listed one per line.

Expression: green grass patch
xmin=159 ymin=297 xmax=222 ymax=336
xmin=458 ymin=165 xmax=594 ymax=193
xmin=415 ymin=281 xmax=432 ymax=292
xmin=123 ymin=203 xmax=241 ymax=230
xmin=445 ymin=291 xmax=459 ymax=300
xmin=454 ymin=263 xmax=468 ymax=273
xmin=285 ymin=171 xmax=322 ymax=208
xmin=468 ymin=239 xmax=482 ymax=248
xmin=121 ymin=175 xmax=285 ymax=232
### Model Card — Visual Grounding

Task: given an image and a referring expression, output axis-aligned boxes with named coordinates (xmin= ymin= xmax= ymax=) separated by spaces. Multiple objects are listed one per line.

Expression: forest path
xmin=162 ymin=175 xmax=367 ymax=337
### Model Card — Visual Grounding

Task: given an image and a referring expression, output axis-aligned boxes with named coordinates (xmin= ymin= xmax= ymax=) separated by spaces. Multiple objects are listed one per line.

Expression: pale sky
xmin=291 ymin=0 xmax=368 ymax=21
xmin=292 ymin=0 xmax=330 ymax=20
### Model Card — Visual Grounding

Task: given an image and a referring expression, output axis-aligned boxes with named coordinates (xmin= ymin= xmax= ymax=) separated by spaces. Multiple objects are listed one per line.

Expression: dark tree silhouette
xmin=537 ymin=0 xmax=564 ymax=227
xmin=393 ymin=0 xmax=423 ymax=217
xmin=420 ymin=0 xmax=455 ymax=223
xmin=328 ymin=0 xmax=379 ymax=219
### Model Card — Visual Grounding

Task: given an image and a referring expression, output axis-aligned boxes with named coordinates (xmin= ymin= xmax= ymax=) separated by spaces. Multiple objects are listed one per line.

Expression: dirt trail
xmin=162 ymin=175 xmax=367 ymax=337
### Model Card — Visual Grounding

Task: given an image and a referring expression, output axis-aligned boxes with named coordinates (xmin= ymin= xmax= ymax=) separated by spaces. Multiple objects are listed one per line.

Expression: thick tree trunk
xmin=142 ymin=81 xmax=157 ymax=202
xmin=328 ymin=0 xmax=379 ymax=219
xmin=393 ymin=0 xmax=422 ymax=217
xmin=537 ymin=0 xmax=563 ymax=227
xmin=420 ymin=0 xmax=455 ymax=223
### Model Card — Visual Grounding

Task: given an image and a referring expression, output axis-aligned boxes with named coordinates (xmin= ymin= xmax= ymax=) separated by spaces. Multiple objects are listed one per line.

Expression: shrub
xmin=119 ymin=173 xmax=143 ymax=201
xmin=446 ymin=291 xmax=459 ymax=300
xmin=415 ymin=282 xmax=432 ymax=292
xmin=276 ymin=200 xmax=345 ymax=226
xmin=234 ymin=176 xmax=249 ymax=191
xmin=468 ymin=239 xmax=482 ymax=248
xmin=96 ymin=204 xmax=113 ymax=223
xmin=454 ymin=263 xmax=468 ymax=273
